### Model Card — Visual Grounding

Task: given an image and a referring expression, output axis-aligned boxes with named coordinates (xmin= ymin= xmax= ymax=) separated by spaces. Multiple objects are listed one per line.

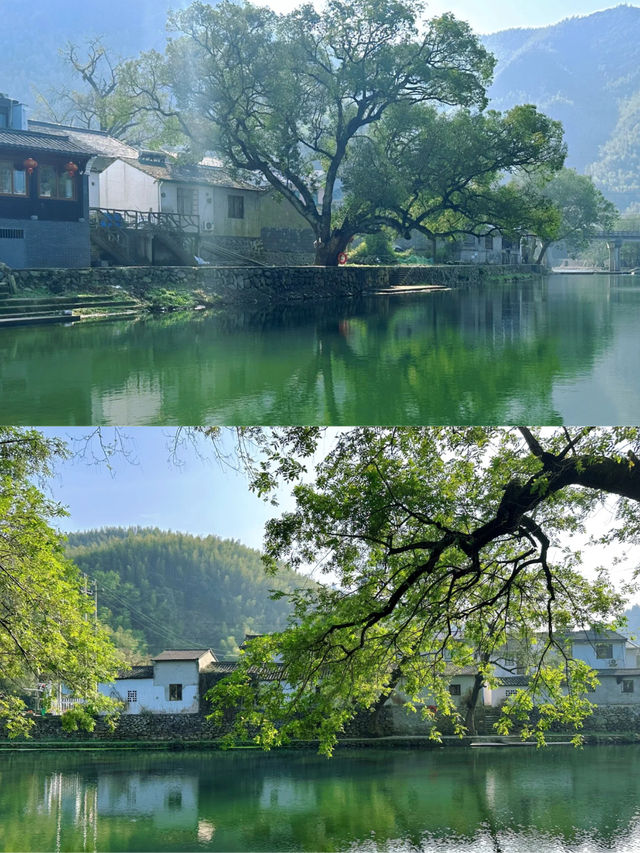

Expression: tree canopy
xmin=339 ymin=102 xmax=565 ymax=246
xmin=514 ymin=168 xmax=618 ymax=264
xmin=205 ymin=427 xmax=638 ymax=753
xmin=0 ymin=429 xmax=122 ymax=736
xmin=37 ymin=38 xmax=188 ymax=147
xmin=163 ymin=0 xmax=520 ymax=265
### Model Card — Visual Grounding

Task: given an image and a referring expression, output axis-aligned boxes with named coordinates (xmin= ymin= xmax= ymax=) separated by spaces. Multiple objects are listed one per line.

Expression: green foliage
xmin=348 ymin=232 xmax=397 ymax=265
xmin=147 ymin=288 xmax=197 ymax=311
xmin=205 ymin=427 xmax=639 ymax=754
xmin=36 ymin=38 xmax=188 ymax=147
xmin=513 ymin=168 xmax=618 ymax=263
xmin=60 ymin=706 xmax=97 ymax=733
xmin=341 ymin=102 xmax=566 ymax=245
xmin=165 ymin=0 xmax=494 ymax=264
xmin=0 ymin=429 xmax=122 ymax=737
xmin=66 ymin=528 xmax=308 ymax=658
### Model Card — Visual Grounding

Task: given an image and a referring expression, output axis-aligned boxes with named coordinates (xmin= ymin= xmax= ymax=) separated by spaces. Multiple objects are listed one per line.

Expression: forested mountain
xmin=65 ymin=528 xmax=309 ymax=660
xmin=483 ymin=5 xmax=640 ymax=209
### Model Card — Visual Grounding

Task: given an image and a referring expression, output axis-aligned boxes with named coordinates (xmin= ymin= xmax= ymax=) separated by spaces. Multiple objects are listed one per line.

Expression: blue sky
xmin=264 ymin=0 xmax=632 ymax=33
xmin=41 ymin=427 xmax=283 ymax=551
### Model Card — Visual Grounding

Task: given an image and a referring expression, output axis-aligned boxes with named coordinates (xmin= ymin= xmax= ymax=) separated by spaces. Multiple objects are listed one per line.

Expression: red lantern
xmin=23 ymin=157 xmax=38 ymax=175
xmin=64 ymin=161 xmax=79 ymax=177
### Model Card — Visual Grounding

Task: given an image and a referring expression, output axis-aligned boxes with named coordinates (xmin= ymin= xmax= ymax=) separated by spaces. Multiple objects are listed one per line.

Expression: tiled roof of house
xmin=565 ymin=629 xmax=628 ymax=642
xmin=117 ymin=665 xmax=154 ymax=680
xmin=207 ymin=661 xmax=286 ymax=682
xmin=152 ymin=648 xmax=214 ymax=661
xmin=122 ymin=157 xmax=262 ymax=191
xmin=28 ymin=121 xmax=139 ymax=159
xmin=497 ymin=676 xmax=530 ymax=687
xmin=0 ymin=129 xmax=94 ymax=157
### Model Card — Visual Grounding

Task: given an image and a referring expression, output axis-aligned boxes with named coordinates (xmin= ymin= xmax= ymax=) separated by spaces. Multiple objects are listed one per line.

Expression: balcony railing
xmin=90 ymin=208 xmax=200 ymax=233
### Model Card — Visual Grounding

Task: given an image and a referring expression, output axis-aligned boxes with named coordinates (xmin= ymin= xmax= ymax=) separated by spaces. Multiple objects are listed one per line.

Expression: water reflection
xmin=1 ymin=274 xmax=640 ymax=424
xmin=2 ymin=747 xmax=640 ymax=851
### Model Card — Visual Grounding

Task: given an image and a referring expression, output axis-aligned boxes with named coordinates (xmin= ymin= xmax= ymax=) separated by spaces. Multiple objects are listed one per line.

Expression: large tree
xmin=339 ymin=102 xmax=565 ymax=247
xmin=0 ymin=429 xmax=122 ymax=736
xmin=165 ymin=0 xmax=497 ymax=265
xmin=204 ymin=427 xmax=638 ymax=753
xmin=514 ymin=168 xmax=618 ymax=264
xmin=36 ymin=38 xmax=188 ymax=147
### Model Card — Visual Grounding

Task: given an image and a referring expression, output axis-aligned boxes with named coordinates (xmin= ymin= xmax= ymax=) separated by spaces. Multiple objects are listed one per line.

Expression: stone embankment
xmin=10 ymin=264 xmax=543 ymax=307
xmin=3 ymin=702 xmax=639 ymax=747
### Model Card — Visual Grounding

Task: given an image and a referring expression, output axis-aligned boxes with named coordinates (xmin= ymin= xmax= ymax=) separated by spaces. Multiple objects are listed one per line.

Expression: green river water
xmin=1 ymin=273 xmax=639 ymax=425
xmin=1 ymin=746 xmax=640 ymax=852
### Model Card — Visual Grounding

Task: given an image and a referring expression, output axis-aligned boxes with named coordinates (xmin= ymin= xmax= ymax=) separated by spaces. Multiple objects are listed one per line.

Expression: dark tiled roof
xmin=0 ymin=129 xmax=93 ymax=157
xmin=28 ymin=121 xmax=139 ymax=159
xmin=122 ymin=157 xmax=262 ymax=191
xmin=565 ymin=629 xmax=628 ymax=642
xmin=497 ymin=676 xmax=530 ymax=687
xmin=208 ymin=661 xmax=286 ymax=682
xmin=117 ymin=665 xmax=154 ymax=680
xmin=152 ymin=648 xmax=213 ymax=661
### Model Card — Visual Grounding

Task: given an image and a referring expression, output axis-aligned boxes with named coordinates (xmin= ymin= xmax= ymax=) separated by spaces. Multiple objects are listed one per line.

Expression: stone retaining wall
xmin=5 ymin=702 xmax=638 ymax=744
xmin=11 ymin=264 xmax=543 ymax=305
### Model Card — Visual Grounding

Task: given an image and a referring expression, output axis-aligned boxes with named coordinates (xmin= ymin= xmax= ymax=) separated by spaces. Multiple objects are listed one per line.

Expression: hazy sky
xmin=42 ymin=427 xmax=282 ymax=551
xmin=260 ymin=0 xmax=632 ymax=33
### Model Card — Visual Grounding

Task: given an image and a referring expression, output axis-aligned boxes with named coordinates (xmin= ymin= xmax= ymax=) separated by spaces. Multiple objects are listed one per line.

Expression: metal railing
xmin=90 ymin=208 xmax=200 ymax=233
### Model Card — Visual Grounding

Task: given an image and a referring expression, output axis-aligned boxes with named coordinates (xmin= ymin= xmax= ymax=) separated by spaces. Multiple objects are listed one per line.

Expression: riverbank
xmin=1 ymin=732 xmax=638 ymax=751
xmin=7 ymin=263 xmax=544 ymax=309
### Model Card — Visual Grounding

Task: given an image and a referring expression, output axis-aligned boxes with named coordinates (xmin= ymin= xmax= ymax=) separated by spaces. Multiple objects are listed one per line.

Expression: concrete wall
xmin=591 ymin=672 xmax=640 ymax=706
xmin=99 ymin=675 xmax=200 ymax=715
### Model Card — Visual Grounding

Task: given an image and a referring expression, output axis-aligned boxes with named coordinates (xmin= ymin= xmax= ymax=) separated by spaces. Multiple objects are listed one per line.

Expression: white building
xmin=99 ymin=649 xmax=217 ymax=715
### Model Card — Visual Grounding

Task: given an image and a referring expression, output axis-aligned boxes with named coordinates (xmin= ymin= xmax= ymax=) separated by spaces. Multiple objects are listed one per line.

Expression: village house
xmin=0 ymin=94 xmax=93 ymax=268
xmin=97 ymin=649 xmax=218 ymax=715
xmin=29 ymin=118 xmax=315 ymax=266
xmin=483 ymin=628 xmax=640 ymax=708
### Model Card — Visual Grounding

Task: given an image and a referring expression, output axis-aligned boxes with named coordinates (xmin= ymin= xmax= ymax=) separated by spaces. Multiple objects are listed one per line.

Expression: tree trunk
xmin=464 ymin=671 xmax=485 ymax=735
xmin=534 ymin=242 xmax=550 ymax=265
xmin=314 ymin=232 xmax=349 ymax=266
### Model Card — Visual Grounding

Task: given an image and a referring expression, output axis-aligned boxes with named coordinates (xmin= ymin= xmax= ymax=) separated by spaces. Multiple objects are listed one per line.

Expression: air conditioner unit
xmin=204 ymin=222 xmax=213 ymax=231
xmin=609 ymin=659 xmax=618 ymax=667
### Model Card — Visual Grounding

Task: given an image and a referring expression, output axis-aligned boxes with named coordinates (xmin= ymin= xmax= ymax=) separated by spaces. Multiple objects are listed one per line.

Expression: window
xmin=622 ymin=679 xmax=634 ymax=694
xmin=127 ymin=690 xmax=138 ymax=703
xmin=595 ymin=644 xmax=614 ymax=659
xmin=169 ymin=683 xmax=183 ymax=701
xmin=177 ymin=186 xmax=198 ymax=215
xmin=228 ymin=194 xmax=244 ymax=219
xmin=484 ymin=235 xmax=494 ymax=250
xmin=0 ymin=161 xmax=27 ymax=196
xmin=448 ymin=684 xmax=461 ymax=696
xmin=38 ymin=164 xmax=76 ymax=200
xmin=505 ymin=689 xmax=519 ymax=697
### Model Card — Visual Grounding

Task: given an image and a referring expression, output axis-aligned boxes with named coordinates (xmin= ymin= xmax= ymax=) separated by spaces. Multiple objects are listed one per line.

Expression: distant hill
xmin=65 ymin=527 xmax=309 ymax=660
xmin=0 ymin=0 xmax=194 ymax=109
xmin=483 ymin=5 xmax=640 ymax=209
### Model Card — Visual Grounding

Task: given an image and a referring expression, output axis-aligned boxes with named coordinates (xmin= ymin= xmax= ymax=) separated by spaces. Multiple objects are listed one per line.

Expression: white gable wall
xmin=100 ymin=160 xmax=159 ymax=212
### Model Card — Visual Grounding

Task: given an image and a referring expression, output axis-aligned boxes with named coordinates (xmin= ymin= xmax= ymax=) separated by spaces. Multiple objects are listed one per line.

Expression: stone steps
xmin=0 ymin=293 xmax=143 ymax=326
xmin=0 ymin=297 xmax=139 ymax=316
